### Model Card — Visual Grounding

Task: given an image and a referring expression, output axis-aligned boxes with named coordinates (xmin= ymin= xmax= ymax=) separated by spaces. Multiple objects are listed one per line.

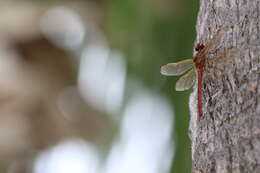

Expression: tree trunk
xmin=189 ymin=0 xmax=260 ymax=172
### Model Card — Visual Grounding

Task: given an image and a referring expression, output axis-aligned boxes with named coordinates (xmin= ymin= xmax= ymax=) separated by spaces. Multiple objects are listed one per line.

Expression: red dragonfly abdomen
xmin=197 ymin=68 xmax=203 ymax=119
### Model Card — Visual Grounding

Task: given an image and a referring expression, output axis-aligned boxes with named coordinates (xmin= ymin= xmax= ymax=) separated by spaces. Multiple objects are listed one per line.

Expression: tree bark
xmin=189 ymin=0 xmax=260 ymax=172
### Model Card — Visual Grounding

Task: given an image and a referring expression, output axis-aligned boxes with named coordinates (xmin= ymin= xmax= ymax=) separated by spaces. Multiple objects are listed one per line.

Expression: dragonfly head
xmin=195 ymin=43 xmax=205 ymax=52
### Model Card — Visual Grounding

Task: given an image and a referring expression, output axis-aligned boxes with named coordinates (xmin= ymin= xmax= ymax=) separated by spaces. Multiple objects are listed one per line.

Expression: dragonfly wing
xmin=203 ymin=27 xmax=229 ymax=53
xmin=161 ymin=59 xmax=194 ymax=76
xmin=175 ymin=68 xmax=196 ymax=91
xmin=206 ymin=47 xmax=239 ymax=64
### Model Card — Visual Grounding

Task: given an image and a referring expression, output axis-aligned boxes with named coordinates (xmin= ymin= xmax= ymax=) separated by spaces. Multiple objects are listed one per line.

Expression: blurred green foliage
xmin=104 ymin=0 xmax=199 ymax=172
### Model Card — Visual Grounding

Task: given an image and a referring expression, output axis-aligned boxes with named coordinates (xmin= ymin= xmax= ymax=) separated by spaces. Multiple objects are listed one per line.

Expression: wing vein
xmin=161 ymin=59 xmax=194 ymax=76
xmin=175 ymin=68 xmax=196 ymax=91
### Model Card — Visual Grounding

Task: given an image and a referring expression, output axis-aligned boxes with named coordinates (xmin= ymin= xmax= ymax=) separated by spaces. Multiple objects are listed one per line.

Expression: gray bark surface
xmin=190 ymin=0 xmax=260 ymax=172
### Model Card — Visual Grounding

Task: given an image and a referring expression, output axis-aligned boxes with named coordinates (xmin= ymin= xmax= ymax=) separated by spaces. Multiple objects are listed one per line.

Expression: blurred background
xmin=0 ymin=0 xmax=199 ymax=172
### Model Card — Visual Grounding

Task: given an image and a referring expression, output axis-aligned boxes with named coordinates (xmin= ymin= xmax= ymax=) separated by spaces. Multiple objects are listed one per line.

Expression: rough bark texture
xmin=189 ymin=0 xmax=260 ymax=172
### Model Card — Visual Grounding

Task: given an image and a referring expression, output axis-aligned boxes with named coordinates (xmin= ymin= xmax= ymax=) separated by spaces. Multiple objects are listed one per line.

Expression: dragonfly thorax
xmin=193 ymin=52 xmax=206 ymax=69
xmin=193 ymin=43 xmax=206 ymax=69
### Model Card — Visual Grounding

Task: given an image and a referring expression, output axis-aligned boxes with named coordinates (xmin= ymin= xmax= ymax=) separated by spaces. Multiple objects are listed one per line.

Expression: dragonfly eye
xmin=195 ymin=43 xmax=205 ymax=51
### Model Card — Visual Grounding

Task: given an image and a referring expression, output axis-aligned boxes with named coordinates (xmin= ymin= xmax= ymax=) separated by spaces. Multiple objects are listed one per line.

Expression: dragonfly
xmin=160 ymin=28 xmax=232 ymax=120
